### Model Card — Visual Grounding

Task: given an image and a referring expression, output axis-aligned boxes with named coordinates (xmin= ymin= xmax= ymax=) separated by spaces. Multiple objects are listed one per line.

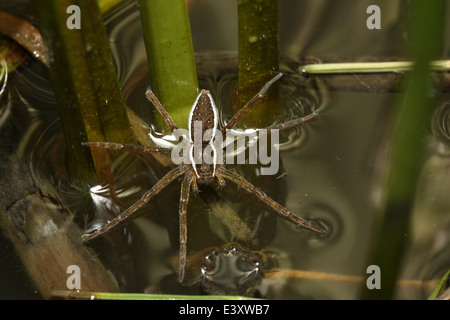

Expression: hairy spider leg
xmin=146 ymin=89 xmax=196 ymax=147
xmin=223 ymin=72 xmax=319 ymax=133
xmin=82 ymin=141 xmax=172 ymax=156
xmin=266 ymin=111 xmax=319 ymax=131
xmin=83 ymin=72 xmax=325 ymax=283
xmin=82 ymin=166 xmax=183 ymax=242
xmin=145 ymin=89 xmax=180 ymax=133
xmin=222 ymin=169 xmax=325 ymax=233
xmin=178 ymin=174 xmax=194 ymax=282
xmin=223 ymin=72 xmax=283 ymax=131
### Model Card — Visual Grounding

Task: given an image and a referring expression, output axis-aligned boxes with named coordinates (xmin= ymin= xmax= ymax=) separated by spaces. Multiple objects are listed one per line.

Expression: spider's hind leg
xmin=221 ymin=168 xmax=326 ymax=234
xmin=177 ymin=174 xmax=194 ymax=283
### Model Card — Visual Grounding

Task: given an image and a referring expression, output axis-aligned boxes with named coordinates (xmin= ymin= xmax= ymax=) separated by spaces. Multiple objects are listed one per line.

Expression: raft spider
xmin=82 ymin=72 xmax=325 ymax=282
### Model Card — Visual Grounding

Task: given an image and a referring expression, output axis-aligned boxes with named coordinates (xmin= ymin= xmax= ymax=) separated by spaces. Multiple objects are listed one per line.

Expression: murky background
xmin=1 ymin=0 xmax=449 ymax=299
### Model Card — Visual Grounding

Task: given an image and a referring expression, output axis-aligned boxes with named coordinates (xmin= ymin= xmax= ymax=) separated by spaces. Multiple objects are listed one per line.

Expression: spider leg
xmin=178 ymin=174 xmax=194 ymax=283
xmin=265 ymin=111 xmax=319 ymax=131
xmin=221 ymin=169 xmax=325 ymax=234
xmin=83 ymin=141 xmax=172 ymax=156
xmin=223 ymin=72 xmax=282 ymax=131
xmin=145 ymin=89 xmax=180 ymax=133
xmin=82 ymin=166 xmax=183 ymax=241
xmin=146 ymin=89 xmax=192 ymax=146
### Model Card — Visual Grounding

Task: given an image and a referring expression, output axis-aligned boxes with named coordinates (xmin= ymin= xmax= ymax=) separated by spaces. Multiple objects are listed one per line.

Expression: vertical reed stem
xmin=138 ymin=0 xmax=199 ymax=132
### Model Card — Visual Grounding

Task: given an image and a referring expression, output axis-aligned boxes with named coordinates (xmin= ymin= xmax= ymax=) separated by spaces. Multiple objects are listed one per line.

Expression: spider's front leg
xmin=223 ymin=72 xmax=282 ymax=132
xmin=223 ymin=72 xmax=319 ymax=133
xmin=145 ymin=89 xmax=179 ymax=134
xmin=82 ymin=141 xmax=172 ymax=156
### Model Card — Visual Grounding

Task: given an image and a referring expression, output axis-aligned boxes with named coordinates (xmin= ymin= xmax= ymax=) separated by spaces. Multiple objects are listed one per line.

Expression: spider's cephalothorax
xmin=82 ymin=73 xmax=325 ymax=282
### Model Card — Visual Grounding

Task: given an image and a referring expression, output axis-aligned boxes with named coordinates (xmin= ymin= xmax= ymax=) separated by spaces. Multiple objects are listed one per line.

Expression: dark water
xmin=1 ymin=0 xmax=449 ymax=299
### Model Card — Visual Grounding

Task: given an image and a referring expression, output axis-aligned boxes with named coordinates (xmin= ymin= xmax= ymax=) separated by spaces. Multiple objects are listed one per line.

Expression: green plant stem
xmin=80 ymin=0 xmax=135 ymax=145
xmin=301 ymin=60 xmax=450 ymax=74
xmin=360 ymin=0 xmax=445 ymax=300
xmin=32 ymin=0 xmax=135 ymax=187
xmin=96 ymin=0 xmax=125 ymax=14
xmin=138 ymin=0 xmax=198 ymax=132
xmin=52 ymin=290 xmax=259 ymax=300
xmin=236 ymin=0 xmax=280 ymax=128
xmin=428 ymin=270 xmax=450 ymax=300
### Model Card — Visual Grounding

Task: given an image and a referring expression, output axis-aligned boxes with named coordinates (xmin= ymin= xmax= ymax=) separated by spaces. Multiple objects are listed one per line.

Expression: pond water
xmin=1 ymin=0 xmax=449 ymax=299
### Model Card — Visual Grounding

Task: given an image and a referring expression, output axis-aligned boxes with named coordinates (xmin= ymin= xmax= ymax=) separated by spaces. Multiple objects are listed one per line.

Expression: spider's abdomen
xmin=189 ymin=89 xmax=219 ymax=181
xmin=189 ymin=90 xmax=217 ymax=144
